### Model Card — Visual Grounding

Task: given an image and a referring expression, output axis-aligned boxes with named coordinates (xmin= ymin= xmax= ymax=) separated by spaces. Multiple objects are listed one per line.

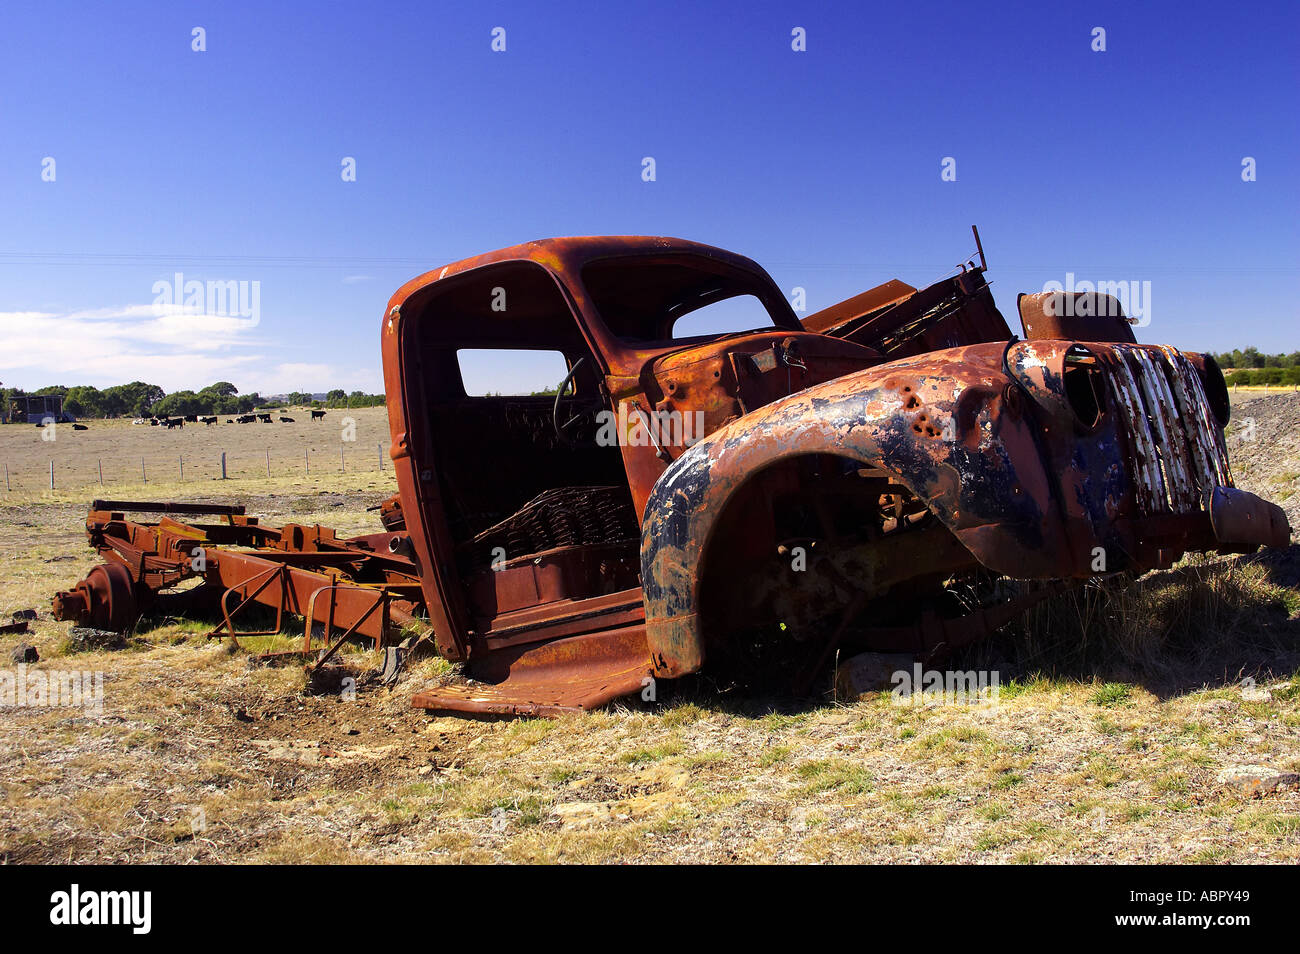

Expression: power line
xmin=0 ymin=250 xmax=1295 ymax=273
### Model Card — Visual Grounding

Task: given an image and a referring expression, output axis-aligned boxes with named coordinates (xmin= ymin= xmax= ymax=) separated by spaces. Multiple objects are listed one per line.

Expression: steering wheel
xmin=551 ymin=356 xmax=601 ymax=444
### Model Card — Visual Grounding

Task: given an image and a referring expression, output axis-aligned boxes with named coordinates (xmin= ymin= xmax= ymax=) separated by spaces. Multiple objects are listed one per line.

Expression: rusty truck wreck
xmin=52 ymin=232 xmax=1292 ymax=715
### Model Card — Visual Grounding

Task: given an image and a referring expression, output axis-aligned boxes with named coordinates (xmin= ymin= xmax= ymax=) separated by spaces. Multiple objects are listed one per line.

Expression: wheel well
xmin=692 ymin=453 xmax=978 ymax=682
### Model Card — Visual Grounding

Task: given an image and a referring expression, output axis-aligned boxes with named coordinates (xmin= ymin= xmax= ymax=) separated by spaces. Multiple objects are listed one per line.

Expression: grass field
xmin=0 ymin=405 xmax=394 ymax=496
xmin=1 ymin=402 xmax=1298 ymax=864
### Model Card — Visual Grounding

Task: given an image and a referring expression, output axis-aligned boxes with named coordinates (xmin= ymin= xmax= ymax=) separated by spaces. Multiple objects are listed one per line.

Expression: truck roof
xmin=383 ymin=235 xmax=774 ymax=318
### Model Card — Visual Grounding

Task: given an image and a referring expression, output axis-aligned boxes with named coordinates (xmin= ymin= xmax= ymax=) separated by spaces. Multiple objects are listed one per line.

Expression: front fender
xmin=638 ymin=342 xmax=1069 ymax=677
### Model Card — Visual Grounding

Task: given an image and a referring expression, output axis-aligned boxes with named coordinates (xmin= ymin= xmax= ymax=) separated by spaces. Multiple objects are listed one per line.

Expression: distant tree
xmin=103 ymin=381 xmax=165 ymax=417
xmin=153 ymin=390 xmax=204 ymax=417
xmin=63 ymin=385 xmax=104 ymax=418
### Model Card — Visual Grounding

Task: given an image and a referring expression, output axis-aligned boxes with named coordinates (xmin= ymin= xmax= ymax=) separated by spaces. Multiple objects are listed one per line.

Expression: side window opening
xmin=456 ymin=349 xmax=572 ymax=397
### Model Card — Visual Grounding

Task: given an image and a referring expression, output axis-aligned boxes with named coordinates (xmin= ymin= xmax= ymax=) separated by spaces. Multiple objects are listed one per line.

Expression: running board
xmin=411 ymin=625 xmax=654 ymax=717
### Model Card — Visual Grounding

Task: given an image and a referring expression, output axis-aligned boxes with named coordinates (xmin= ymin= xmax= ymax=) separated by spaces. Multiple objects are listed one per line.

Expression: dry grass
xmin=0 ymin=405 xmax=394 ymax=500
xmin=961 ymin=556 xmax=1300 ymax=689
xmin=1 ymin=411 xmax=1298 ymax=863
xmin=2 ymin=603 xmax=1297 ymax=863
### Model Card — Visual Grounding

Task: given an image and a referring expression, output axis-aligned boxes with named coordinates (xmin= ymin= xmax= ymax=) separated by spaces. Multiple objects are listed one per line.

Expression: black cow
xmin=279 ymin=416 xmax=295 ymax=423
xmin=258 ymin=413 xmax=272 ymax=423
xmin=310 ymin=409 xmax=326 ymax=420
xmin=72 ymin=423 xmax=88 ymax=431
xmin=164 ymin=418 xmax=183 ymax=429
xmin=200 ymin=416 xmax=217 ymax=426
xmin=183 ymin=414 xmax=198 ymax=423
xmin=236 ymin=414 xmax=256 ymax=424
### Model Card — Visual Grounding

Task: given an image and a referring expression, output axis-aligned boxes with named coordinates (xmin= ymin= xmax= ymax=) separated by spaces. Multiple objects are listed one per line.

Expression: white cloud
xmin=241 ymin=362 xmax=381 ymax=397
xmin=0 ymin=304 xmax=381 ymax=395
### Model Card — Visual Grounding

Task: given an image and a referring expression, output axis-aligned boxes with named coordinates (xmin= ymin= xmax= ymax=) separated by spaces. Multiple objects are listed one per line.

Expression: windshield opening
xmin=580 ymin=254 xmax=794 ymax=343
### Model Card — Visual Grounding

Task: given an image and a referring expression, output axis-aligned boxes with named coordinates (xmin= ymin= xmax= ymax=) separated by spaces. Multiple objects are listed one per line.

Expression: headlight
xmin=1005 ymin=341 xmax=1104 ymax=431
xmin=1184 ymin=353 xmax=1230 ymax=428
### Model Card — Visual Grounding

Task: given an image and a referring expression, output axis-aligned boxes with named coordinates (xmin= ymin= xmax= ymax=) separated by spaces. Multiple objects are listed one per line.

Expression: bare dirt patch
xmin=1228 ymin=391 xmax=1300 ymax=534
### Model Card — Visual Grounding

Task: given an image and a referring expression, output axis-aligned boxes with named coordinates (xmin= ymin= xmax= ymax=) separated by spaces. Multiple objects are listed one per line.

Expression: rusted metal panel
xmin=1210 ymin=486 xmax=1291 ymax=549
xmin=411 ymin=626 xmax=653 ymax=716
xmin=1017 ymin=291 xmax=1137 ymax=343
xmin=802 ymin=279 xmax=917 ymax=335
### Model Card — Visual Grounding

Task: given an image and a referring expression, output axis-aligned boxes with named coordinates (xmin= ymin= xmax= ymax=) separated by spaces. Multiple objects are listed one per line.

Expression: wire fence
xmin=1 ymin=442 xmax=392 ymax=493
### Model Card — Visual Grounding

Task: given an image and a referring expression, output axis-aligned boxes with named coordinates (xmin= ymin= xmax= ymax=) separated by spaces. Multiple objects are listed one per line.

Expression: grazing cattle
xmin=258 ymin=413 xmax=272 ymax=423
xmin=236 ymin=414 xmax=256 ymax=424
xmin=148 ymin=418 xmax=160 ymax=426
xmin=183 ymin=414 xmax=198 ymax=423
xmin=226 ymin=419 xmax=234 ymax=424
xmin=72 ymin=423 xmax=88 ymax=431
xmin=200 ymin=416 xmax=218 ymax=426
xmin=279 ymin=416 xmax=295 ymax=423
xmin=310 ymin=409 xmax=326 ymax=420
xmin=164 ymin=417 xmax=183 ymax=429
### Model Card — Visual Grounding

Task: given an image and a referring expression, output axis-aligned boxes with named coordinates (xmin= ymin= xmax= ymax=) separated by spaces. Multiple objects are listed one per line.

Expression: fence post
xmin=266 ymin=448 xmax=270 ymax=477
xmin=221 ymin=451 xmax=227 ymax=480
xmin=49 ymin=460 xmax=54 ymax=490
xmin=341 ymin=446 xmax=345 ymax=473
xmin=305 ymin=449 xmax=309 ymax=475
xmin=98 ymin=459 xmax=103 ymax=485
xmin=142 ymin=457 xmax=147 ymax=483
xmin=179 ymin=455 xmax=184 ymax=481
xmin=378 ymin=442 xmax=384 ymax=471
xmin=4 ymin=462 xmax=9 ymax=492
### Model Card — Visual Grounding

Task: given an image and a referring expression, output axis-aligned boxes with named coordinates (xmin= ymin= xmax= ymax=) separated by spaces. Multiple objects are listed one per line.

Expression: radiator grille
xmin=1104 ymin=345 xmax=1232 ymax=515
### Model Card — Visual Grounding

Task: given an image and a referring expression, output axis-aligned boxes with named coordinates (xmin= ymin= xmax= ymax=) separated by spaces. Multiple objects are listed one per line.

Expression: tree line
xmin=1209 ymin=349 xmax=1300 ymax=387
xmin=2 ymin=381 xmax=387 ymax=419
xmin=285 ymin=390 xmax=386 ymax=409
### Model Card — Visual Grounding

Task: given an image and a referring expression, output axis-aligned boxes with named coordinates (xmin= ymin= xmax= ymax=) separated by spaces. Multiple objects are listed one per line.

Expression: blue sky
xmin=1 ymin=0 xmax=1296 ymax=395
